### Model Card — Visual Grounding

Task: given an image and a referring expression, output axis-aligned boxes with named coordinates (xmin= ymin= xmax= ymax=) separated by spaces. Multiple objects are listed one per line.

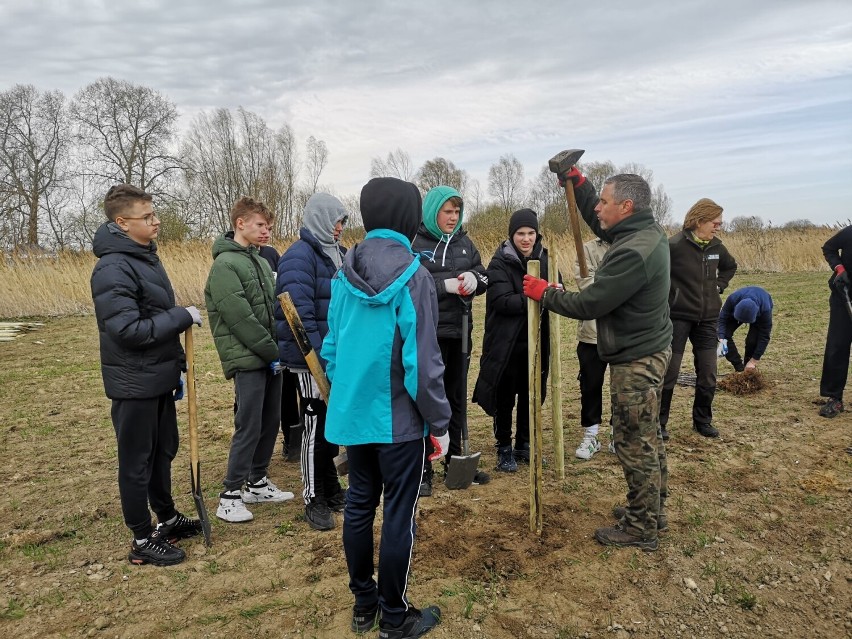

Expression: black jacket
xmin=822 ymin=226 xmax=852 ymax=294
xmin=90 ymin=222 xmax=193 ymax=400
xmin=668 ymin=230 xmax=737 ymax=322
xmin=473 ymin=239 xmax=550 ymax=416
xmin=411 ymin=224 xmax=488 ymax=340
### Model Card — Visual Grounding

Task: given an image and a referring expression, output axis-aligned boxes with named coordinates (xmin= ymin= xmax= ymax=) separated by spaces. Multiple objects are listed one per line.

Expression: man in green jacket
xmin=523 ymin=171 xmax=672 ymax=552
xmin=205 ymin=196 xmax=295 ymax=524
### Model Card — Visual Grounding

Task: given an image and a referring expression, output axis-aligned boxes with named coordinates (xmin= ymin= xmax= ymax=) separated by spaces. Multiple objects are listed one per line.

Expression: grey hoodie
xmin=303 ymin=193 xmax=348 ymax=268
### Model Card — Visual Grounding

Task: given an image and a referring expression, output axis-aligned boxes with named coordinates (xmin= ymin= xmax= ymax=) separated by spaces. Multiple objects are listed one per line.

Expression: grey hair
xmin=603 ymin=174 xmax=651 ymax=211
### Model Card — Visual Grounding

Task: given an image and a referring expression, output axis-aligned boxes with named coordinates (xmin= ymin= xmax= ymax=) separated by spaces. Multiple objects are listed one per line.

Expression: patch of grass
xmin=239 ymin=601 xmax=278 ymax=619
xmin=0 ymin=599 xmax=26 ymax=620
xmin=735 ymin=589 xmax=758 ymax=610
xmin=712 ymin=578 xmax=730 ymax=595
xmin=204 ymin=560 xmax=221 ymax=575
xmin=199 ymin=613 xmax=230 ymax=625
xmin=275 ymin=521 xmax=295 ymax=535
xmin=701 ymin=559 xmax=721 ymax=578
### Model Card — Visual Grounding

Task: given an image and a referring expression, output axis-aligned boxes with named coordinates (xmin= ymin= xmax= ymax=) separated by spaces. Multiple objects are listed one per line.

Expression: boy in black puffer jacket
xmin=91 ymin=184 xmax=203 ymax=566
xmin=411 ymin=186 xmax=490 ymax=495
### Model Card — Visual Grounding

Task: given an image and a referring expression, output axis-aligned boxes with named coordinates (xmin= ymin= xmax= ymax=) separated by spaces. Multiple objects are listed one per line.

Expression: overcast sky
xmin=2 ymin=0 xmax=850 ymax=225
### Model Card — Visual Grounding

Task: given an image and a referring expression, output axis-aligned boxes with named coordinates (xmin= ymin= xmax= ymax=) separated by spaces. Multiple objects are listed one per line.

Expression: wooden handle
xmin=277 ymin=292 xmax=332 ymax=402
xmin=565 ymin=183 xmax=588 ymax=278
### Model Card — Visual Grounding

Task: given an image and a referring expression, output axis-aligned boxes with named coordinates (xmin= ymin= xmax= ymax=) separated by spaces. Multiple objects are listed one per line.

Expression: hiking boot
xmin=156 ymin=512 xmax=202 ymax=543
xmin=418 ymin=475 xmax=433 ymax=497
xmin=575 ymin=434 xmax=601 ymax=460
xmin=660 ymin=425 xmax=670 ymax=441
xmin=326 ymin=489 xmax=346 ymax=513
xmin=496 ymin=445 xmax=517 ymax=472
xmin=693 ymin=422 xmax=719 ymax=438
xmin=128 ymin=530 xmax=186 ymax=566
xmin=611 ymin=505 xmax=668 ymax=533
xmin=351 ymin=604 xmax=379 ymax=633
xmin=305 ymin=501 xmax=335 ymax=531
xmin=241 ymin=476 xmax=295 ymax=503
xmin=472 ymin=469 xmax=491 ymax=485
xmin=819 ymin=397 xmax=844 ymax=418
xmin=378 ymin=605 xmax=441 ymax=639
xmin=594 ymin=524 xmax=658 ymax=552
xmin=217 ymin=492 xmax=253 ymax=523
xmin=513 ymin=442 xmax=530 ymax=464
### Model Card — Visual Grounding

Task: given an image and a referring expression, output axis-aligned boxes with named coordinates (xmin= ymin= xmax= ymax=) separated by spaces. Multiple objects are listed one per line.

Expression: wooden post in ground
xmin=527 ymin=259 xmax=544 ymax=535
xmin=548 ymin=249 xmax=564 ymax=479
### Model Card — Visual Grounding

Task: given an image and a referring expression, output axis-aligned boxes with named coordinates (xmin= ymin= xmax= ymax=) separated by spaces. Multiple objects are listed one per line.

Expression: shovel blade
xmin=443 ymin=451 xmax=481 ymax=490
xmin=191 ymin=461 xmax=212 ymax=547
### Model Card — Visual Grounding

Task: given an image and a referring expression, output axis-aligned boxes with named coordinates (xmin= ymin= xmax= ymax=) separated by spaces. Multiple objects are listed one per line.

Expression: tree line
xmin=1 ymin=77 xmax=682 ymax=252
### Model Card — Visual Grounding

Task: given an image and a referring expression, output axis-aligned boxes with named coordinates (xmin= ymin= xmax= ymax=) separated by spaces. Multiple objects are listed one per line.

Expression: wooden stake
xmin=527 ymin=260 xmax=543 ymax=535
xmin=548 ymin=249 xmax=564 ymax=479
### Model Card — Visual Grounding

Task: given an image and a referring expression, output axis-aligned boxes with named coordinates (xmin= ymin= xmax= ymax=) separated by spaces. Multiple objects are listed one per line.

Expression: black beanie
xmin=509 ymin=208 xmax=539 ymax=238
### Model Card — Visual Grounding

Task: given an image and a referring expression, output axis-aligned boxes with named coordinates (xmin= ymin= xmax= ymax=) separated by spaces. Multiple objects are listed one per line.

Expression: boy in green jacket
xmin=205 ymin=197 xmax=295 ymax=523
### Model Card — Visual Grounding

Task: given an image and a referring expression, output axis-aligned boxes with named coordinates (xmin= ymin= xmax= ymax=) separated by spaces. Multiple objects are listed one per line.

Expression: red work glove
xmin=557 ymin=166 xmax=586 ymax=188
xmin=523 ymin=274 xmax=549 ymax=301
xmin=428 ymin=432 xmax=450 ymax=461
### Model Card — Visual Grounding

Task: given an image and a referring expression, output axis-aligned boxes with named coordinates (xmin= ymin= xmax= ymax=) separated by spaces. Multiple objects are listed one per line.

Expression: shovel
xmin=185 ymin=326 xmax=212 ymax=546
xmin=444 ymin=300 xmax=482 ymax=490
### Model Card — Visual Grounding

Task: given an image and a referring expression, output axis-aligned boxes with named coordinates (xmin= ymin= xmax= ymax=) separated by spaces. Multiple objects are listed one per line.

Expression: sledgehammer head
xmin=548 ymin=149 xmax=585 ymax=175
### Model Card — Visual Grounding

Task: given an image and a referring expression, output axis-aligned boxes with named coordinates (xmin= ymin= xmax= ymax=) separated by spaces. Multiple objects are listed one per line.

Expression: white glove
xmin=443 ymin=278 xmax=461 ymax=295
xmin=458 ymin=272 xmax=478 ymax=296
xmin=717 ymin=339 xmax=728 ymax=358
xmin=428 ymin=432 xmax=451 ymax=461
xmin=185 ymin=306 xmax=203 ymax=326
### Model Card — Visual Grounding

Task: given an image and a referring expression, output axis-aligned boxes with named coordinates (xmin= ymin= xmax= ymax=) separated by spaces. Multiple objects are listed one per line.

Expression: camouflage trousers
xmin=610 ymin=347 xmax=671 ymax=540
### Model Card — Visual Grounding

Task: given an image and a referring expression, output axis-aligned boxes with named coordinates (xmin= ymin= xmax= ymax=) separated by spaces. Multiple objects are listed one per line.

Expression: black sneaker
xmin=351 ymin=604 xmax=379 ymax=633
xmin=513 ymin=442 xmax=530 ymax=464
xmin=612 ymin=505 xmax=668 ymax=533
xmin=326 ymin=489 xmax=346 ymax=513
xmin=693 ymin=422 xmax=719 ymax=438
xmin=418 ymin=476 xmax=433 ymax=497
xmin=496 ymin=445 xmax=517 ymax=473
xmin=378 ymin=605 xmax=441 ymax=639
xmin=128 ymin=530 xmax=186 ymax=566
xmin=819 ymin=397 xmax=844 ymax=418
xmin=156 ymin=512 xmax=202 ymax=543
xmin=305 ymin=501 xmax=335 ymax=531
xmin=472 ymin=469 xmax=491 ymax=485
xmin=660 ymin=425 xmax=670 ymax=441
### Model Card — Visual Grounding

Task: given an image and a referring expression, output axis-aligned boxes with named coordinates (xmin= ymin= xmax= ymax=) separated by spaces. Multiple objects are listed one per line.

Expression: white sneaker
xmin=241 ymin=476 xmax=295 ymax=503
xmin=216 ymin=495 xmax=254 ymax=523
xmin=575 ymin=434 xmax=601 ymax=460
xmin=608 ymin=441 xmax=616 ymax=454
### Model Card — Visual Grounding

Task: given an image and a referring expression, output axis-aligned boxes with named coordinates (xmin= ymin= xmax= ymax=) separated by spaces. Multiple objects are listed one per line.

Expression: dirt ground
xmin=0 ymin=271 xmax=850 ymax=638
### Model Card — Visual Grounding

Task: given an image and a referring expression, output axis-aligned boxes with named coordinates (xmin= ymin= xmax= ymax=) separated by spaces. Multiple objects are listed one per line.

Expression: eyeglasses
xmin=121 ymin=213 xmax=159 ymax=226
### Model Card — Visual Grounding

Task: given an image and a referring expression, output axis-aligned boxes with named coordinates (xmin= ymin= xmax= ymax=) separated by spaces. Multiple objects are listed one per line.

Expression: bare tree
xmin=370 ymin=148 xmax=413 ymax=181
xmin=70 ymin=77 xmax=181 ymax=196
xmin=0 ymin=84 xmax=70 ymax=249
xmin=181 ymin=108 xmax=301 ymax=236
xmin=415 ymin=157 xmax=467 ymax=194
xmin=488 ymin=154 xmax=524 ymax=214
xmin=304 ymin=135 xmax=328 ymax=195
xmin=578 ymin=159 xmax=672 ymax=227
xmin=577 ymin=160 xmax=617 ymax=194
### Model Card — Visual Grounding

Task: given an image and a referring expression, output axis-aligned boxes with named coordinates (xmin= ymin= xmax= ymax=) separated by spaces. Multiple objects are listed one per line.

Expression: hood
xmin=422 ymin=185 xmax=463 ymax=241
xmin=498 ymin=236 xmax=544 ymax=266
xmin=360 ymin=177 xmax=421 ymax=241
xmin=212 ymin=233 xmax=253 ymax=259
xmin=338 ymin=229 xmax=420 ymax=307
xmin=92 ymin=221 xmax=157 ymax=259
xmin=303 ymin=193 xmax=348 ymax=247
xmin=608 ymin=207 xmax=658 ymax=241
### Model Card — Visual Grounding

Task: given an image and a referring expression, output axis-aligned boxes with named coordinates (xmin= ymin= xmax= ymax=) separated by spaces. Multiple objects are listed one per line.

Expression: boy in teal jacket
xmin=205 ymin=197 xmax=294 ymax=524
xmin=322 ymin=178 xmax=450 ymax=638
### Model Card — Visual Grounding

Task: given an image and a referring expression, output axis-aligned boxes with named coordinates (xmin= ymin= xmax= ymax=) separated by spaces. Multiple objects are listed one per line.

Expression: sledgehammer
xmin=549 ymin=149 xmax=587 ymax=277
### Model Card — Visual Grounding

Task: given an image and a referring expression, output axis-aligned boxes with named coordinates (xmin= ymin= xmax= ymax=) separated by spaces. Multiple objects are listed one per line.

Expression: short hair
xmin=682 ymin=198 xmax=723 ymax=231
xmin=446 ymin=195 xmax=463 ymax=209
xmin=103 ymin=184 xmax=152 ymax=221
xmin=603 ymin=174 xmax=651 ymax=211
xmin=230 ymin=196 xmax=273 ymax=228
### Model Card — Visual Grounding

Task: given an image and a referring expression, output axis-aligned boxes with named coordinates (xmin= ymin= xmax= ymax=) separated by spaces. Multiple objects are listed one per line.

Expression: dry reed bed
xmin=0 ymin=228 xmax=836 ymax=319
